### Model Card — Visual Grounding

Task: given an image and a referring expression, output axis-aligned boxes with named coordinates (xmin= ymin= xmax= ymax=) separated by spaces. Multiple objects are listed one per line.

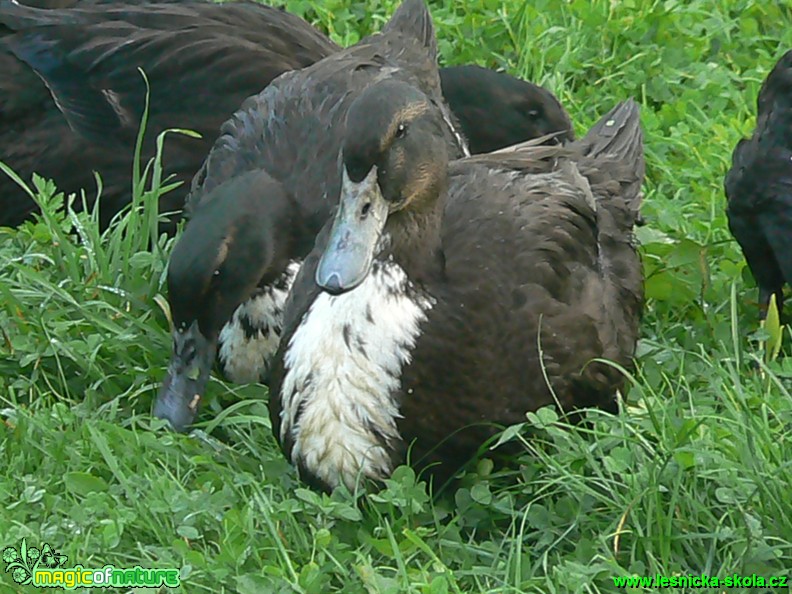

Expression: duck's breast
xmin=276 ymin=261 xmax=434 ymax=491
xmin=218 ymin=260 xmax=302 ymax=383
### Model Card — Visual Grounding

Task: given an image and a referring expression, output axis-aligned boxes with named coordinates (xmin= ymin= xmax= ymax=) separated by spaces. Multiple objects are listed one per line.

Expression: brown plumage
xmin=0 ymin=0 xmax=574 ymax=231
xmin=153 ymin=0 xmax=471 ymax=431
xmin=267 ymin=2 xmax=644 ymax=492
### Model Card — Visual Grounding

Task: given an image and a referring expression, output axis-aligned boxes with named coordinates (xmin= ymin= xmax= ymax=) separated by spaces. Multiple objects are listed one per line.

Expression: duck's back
xmin=1 ymin=0 xmax=337 ymax=146
xmin=399 ymin=101 xmax=644 ymax=469
xmin=0 ymin=0 xmax=337 ymax=228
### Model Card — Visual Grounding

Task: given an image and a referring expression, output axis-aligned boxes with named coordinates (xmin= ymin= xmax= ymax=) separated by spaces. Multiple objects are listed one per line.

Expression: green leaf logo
xmin=3 ymin=539 xmax=68 ymax=585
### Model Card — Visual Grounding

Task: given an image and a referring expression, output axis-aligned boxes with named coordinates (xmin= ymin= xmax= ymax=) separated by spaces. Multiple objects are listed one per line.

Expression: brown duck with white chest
xmin=268 ymin=2 xmax=645 ymax=493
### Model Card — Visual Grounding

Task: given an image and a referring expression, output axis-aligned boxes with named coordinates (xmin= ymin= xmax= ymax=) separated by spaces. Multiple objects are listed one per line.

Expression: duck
xmin=0 ymin=0 xmax=574 ymax=232
xmin=153 ymin=0 xmax=474 ymax=431
xmin=269 ymin=95 xmax=644 ymax=491
xmin=0 ymin=0 xmax=337 ymax=230
xmin=725 ymin=49 xmax=792 ymax=319
xmin=260 ymin=7 xmax=644 ymax=493
xmin=144 ymin=9 xmax=577 ymax=427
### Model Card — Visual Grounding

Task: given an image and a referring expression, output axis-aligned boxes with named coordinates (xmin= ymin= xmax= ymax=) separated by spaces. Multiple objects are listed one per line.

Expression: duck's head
xmin=438 ymin=64 xmax=574 ymax=152
xmin=155 ymin=172 xmax=286 ymax=431
xmin=316 ymin=79 xmax=449 ymax=295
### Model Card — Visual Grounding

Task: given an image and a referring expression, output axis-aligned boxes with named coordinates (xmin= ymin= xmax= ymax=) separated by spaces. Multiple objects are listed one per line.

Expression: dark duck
xmin=0 ymin=0 xmax=573 ymax=230
xmin=153 ymin=2 xmax=576 ymax=429
xmin=725 ymin=49 xmax=792 ymax=318
xmin=265 ymin=12 xmax=645 ymax=493
xmin=0 ymin=0 xmax=337 ymax=230
xmin=154 ymin=0 xmax=474 ymax=430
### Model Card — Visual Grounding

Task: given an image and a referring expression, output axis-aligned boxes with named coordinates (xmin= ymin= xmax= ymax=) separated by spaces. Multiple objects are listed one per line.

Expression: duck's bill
xmin=316 ymin=166 xmax=388 ymax=295
xmin=153 ymin=321 xmax=216 ymax=432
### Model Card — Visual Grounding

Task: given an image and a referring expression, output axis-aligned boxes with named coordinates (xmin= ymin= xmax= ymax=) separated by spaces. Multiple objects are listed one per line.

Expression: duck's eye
xmin=395 ymin=124 xmax=407 ymax=139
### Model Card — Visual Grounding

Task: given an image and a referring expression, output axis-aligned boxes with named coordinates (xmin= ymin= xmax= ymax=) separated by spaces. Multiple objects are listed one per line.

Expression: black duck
xmin=0 ymin=0 xmax=573 ymax=230
xmin=0 ymin=0 xmax=337 ymax=230
xmin=725 ymin=49 xmax=792 ymax=318
xmin=438 ymin=64 xmax=573 ymax=153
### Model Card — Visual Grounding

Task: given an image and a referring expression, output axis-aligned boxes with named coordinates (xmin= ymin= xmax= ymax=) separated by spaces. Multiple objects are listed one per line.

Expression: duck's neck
xmin=379 ymin=193 xmax=446 ymax=286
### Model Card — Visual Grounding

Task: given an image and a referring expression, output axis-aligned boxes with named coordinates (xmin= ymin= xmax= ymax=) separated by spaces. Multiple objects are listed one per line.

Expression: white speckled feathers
xmin=278 ymin=261 xmax=434 ymax=491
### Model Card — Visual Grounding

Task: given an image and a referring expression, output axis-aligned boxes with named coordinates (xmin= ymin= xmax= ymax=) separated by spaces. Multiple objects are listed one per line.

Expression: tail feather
xmin=579 ymin=101 xmax=645 ymax=333
xmin=575 ymin=99 xmax=644 ymax=221
xmin=382 ymin=0 xmax=436 ymax=64
xmin=578 ymin=100 xmax=644 ymax=175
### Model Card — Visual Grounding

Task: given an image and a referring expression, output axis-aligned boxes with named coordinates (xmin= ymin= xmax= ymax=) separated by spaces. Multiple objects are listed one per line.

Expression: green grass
xmin=2 ymin=0 xmax=792 ymax=592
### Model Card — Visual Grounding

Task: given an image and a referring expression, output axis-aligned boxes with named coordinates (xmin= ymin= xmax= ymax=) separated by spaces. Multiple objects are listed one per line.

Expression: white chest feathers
xmin=218 ymin=261 xmax=301 ymax=383
xmin=278 ymin=262 xmax=434 ymax=491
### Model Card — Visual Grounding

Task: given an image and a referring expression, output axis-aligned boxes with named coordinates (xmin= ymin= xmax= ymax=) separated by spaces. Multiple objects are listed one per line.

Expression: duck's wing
xmin=0 ymin=0 xmax=338 ymax=147
xmin=184 ymin=64 xmax=352 ymax=220
xmin=746 ymin=161 xmax=792 ymax=292
xmin=0 ymin=0 xmax=338 ymax=229
xmin=0 ymin=17 xmax=134 ymax=227
xmin=0 ymin=23 xmax=50 ymax=134
xmin=431 ymin=101 xmax=644 ymax=411
xmin=457 ymin=99 xmax=643 ymax=224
